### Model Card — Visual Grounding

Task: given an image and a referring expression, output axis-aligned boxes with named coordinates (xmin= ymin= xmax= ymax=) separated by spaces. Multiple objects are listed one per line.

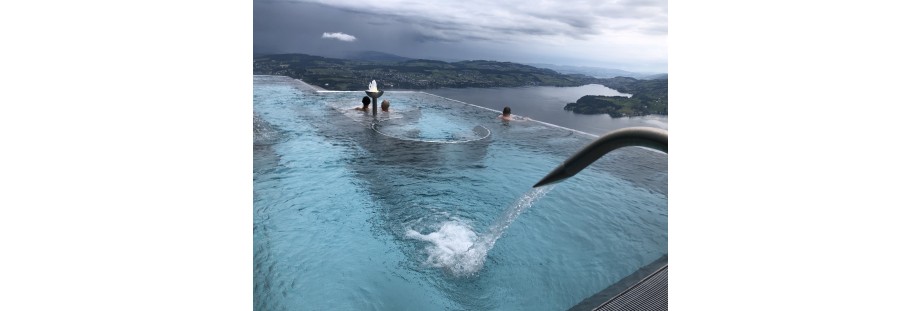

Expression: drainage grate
xmin=568 ymin=255 xmax=668 ymax=311
xmin=593 ymin=265 xmax=667 ymax=311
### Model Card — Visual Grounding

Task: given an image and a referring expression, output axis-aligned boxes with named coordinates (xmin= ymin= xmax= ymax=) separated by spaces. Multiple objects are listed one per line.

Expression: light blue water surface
xmin=253 ymin=76 xmax=667 ymax=311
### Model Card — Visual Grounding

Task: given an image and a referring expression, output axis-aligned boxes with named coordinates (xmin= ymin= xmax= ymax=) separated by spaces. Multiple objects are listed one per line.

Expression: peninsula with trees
xmin=564 ymin=77 xmax=667 ymax=117
xmin=254 ymin=53 xmax=667 ymax=118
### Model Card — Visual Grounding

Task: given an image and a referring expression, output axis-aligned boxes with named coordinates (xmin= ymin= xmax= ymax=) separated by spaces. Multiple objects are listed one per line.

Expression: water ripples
xmin=253 ymin=76 xmax=667 ymax=311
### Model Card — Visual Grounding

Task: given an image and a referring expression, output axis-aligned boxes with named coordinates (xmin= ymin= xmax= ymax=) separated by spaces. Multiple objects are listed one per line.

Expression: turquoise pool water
xmin=253 ymin=75 xmax=667 ymax=310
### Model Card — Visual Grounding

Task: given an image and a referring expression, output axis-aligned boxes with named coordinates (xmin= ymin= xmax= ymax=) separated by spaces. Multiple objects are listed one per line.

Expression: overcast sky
xmin=254 ymin=0 xmax=667 ymax=73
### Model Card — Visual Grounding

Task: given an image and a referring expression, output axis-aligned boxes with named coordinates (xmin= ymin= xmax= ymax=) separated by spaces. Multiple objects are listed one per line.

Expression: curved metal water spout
xmin=533 ymin=127 xmax=668 ymax=188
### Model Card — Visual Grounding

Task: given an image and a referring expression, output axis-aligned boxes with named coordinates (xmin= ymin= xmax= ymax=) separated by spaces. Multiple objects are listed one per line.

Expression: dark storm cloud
xmin=253 ymin=0 xmax=668 ymax=72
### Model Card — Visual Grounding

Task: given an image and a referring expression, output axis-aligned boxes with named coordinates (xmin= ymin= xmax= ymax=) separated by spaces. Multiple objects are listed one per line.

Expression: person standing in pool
xmin=354 ymin=96 xmax=371 ymax=111
xmin=499 ymin=106 xmax=513 ymax=121
xmin=381 ymin=100 xmax=391 ymax=112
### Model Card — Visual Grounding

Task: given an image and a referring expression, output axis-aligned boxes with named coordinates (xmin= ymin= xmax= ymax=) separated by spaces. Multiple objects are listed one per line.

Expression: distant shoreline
xmin=253 ymin=53 xmax=663 ymax=91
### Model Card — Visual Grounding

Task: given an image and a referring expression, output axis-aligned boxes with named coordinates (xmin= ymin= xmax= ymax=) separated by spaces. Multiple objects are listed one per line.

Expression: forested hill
xmin=253 ymin=53 xmax=592 ymax=90
xmin=564 ymin=78 xmax=668 ymax=117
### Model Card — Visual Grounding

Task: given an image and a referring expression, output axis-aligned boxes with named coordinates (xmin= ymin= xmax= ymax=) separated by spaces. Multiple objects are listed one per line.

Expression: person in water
xmin=499 ymin=106 xmax=513 ymax=121
xmin=355 ymin=96 xmax=371 ymax=111
xmin=381 ymin=100 xmax=391 ymax=112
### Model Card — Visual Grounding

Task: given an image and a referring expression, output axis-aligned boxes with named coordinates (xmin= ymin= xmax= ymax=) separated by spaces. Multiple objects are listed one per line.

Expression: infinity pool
xmin=253 ymin=75 xmax=667 ymax=310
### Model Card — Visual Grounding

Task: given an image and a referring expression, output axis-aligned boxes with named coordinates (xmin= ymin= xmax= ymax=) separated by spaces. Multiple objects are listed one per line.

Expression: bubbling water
xmin=406 ymin=185 xmax=555 ymax=277
xmin=405 ymin=221 xmax=486 ymax=276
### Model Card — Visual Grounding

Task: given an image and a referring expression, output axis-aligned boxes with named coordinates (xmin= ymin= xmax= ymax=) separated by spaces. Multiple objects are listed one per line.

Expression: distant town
xmin=254 ymin=53 xmax=667 ymax=118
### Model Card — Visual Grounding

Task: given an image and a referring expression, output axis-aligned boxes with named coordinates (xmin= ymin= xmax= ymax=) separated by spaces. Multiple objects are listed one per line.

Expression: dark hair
xmin=362 ymin=96 xmax=371 ymax=106
xmin=502 ymin=106 xmax=511 ymax=115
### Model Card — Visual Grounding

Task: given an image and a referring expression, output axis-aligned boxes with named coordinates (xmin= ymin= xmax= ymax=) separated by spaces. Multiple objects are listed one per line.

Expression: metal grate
xmin=594 ymin=265 xmax=667 ymax=311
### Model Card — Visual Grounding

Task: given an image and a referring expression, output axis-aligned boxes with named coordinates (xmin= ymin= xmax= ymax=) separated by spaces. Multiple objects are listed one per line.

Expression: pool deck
xmin=568 ymin=255 xmax=668 ymax=311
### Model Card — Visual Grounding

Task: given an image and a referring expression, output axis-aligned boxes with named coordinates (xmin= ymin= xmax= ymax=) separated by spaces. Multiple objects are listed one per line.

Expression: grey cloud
xmin=298 ymin=0 xmax=665 ymax=43
xmin=618 ymin=0 xmax=667 ymax=8
xmin=254 ymin=0 xmax=667 ymax=72
xmin=640 ymin=24 xmax=668 ymax=36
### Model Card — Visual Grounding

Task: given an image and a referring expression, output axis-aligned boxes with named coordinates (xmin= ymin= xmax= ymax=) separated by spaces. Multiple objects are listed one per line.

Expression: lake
xmin=423 ymin=84 xmax=668 ymax=136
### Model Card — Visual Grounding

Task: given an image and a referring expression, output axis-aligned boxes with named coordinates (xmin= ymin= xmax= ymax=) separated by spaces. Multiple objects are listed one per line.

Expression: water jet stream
xmin=406 ymin=185 xmax=556 ymax=276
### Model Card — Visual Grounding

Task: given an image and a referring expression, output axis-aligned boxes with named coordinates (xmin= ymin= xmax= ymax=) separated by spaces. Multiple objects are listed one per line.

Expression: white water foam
xmin=406 ymin=221 xmax=485 ymax=276
xmin=405 ymin=185 xmax=555 ymax=277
